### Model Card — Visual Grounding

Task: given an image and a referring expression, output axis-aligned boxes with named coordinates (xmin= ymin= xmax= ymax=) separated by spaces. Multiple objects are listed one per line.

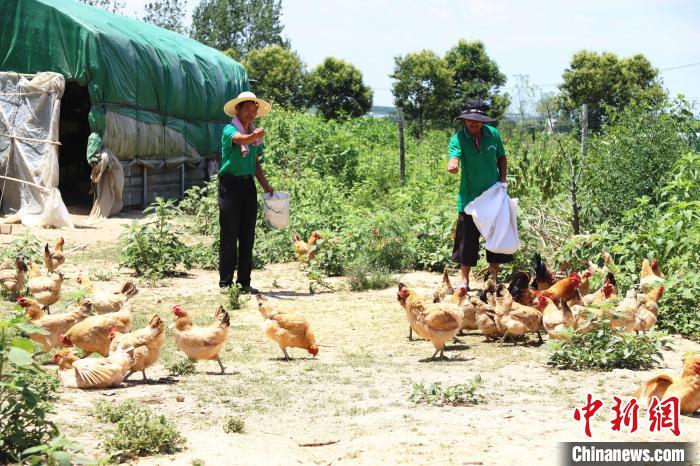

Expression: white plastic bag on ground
xmin=464 ymin=182 xmax=520 ymax=255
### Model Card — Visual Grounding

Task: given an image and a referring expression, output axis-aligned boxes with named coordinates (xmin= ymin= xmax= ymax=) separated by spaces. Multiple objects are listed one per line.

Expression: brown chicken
xmin=0 ymin=257 xmax=28 ymax=295
xmin=493 ymin=284 xmax=543 ymax=345
xmin=577 ymin=270 xmax=594 ymax=297
xmin=640 ymin=258 xmax=665 ymax=292
xmin=171 ymin=304 xmax=230 ymax=374
xmin=449 ymin=288 xmax=481 ymax=333
xmin=534 ymin=272 xmax=582 ymax=308
xmin=60 ymin=302 xmax=132 ymax=357
xmin=608 ymin=289 xmax=640 ymax=333
xmin=582 ymin=273 xmax=617 ymax=306
xmin=432 ymin=269 xmax=455 ymax=303
xmin=27 ymin=262 xmax=43 ymax=279
xmin=397 ymin=284 xmax=463 ymax=360
xmin=293 ymin=232 xmax=321 ymax=262
xmin=18 ymin=297 xmax=92 ymax=354
xmin=634 ymin=353 xmax=700 ymax=415
xmin=109 ymin=314 xmax=164 ymax=381
xmin=540 ymin=295 xmax=574 ymax=340
xmin=89 ymin=280 xmax=138 ymax=314
xmin=43 ymin=237 xmax=65 ymax=273
xmin=0 ymin=256 xmax=11 ymax=270
xmin=634 ymin=285 xmax=664 ymax=334
xmin=53 ymin=346 xmax=136 ymax=389
xmin=256 ymin=294 xmax=318 ymax=360
xmin=27 ymin=272 xmax=64 ymax=311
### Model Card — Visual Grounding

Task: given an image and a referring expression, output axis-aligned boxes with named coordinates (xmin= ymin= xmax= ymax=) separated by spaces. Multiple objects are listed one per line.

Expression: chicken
xmin=578 ymin=270 xmax=594 ymax=298
xmin=640 ymin=258 xmax=665 ymax=292
xmin=60 ymin=303 xmax=132 ymax=357
xmin=43 ymin=237 xmax=65 ymax=273
xmin=432 ymin=269 xmax=455 ymax=303
xmin=18 ymin=297 xmax=92 ymax=354
xmin=493 ymin=284 xmax=543 ymax=345
xmin=27 ymin=272 xmax=64 ymax=311
xmin=89 ymin=280 xmax=138 ymax=314
xmin=53 ymin=346 xmax=136 ymax=389
xmin=531 ymin=253 xmax=556 ymax=291
xmin=109 ymin=314 xmax=164 ymax=381
xmin=566 ymin=289 xmax=583 ymax=308
xmin=0 ymin=256 xmax=11 ymax=270
xmin=476 ymin=275 xmax=504 ymax=341
xmin=634 ymin=285 xmax=665 ymax=334
xmin=0 ymin=257 xmax=28 ymax=295
xmin=27 ymin=262 xmax=43 ymax=278
xmin=534 ymin=272 xmax=582 ymax=308
xmin=634 ymin=353 xmax=700 ymax=415
xmin=397 ymin=283 xmax=463 ymax=360
xmin=608 ymin=288 xmax=640 ymax=333
xmin=171 ymin=304 xmax=230 ymax=374
xmin=508 ymin=270 xmax=533 ymax=306
xmin=582 ymin=273 xmax=617 ymax=306
xmin=256 ymin=294 xmax=318 ymax=360
xmin=540 ymin=295 xmax=574 ymax=340
xmin=293 ymin=232 xmax=321 ymax=262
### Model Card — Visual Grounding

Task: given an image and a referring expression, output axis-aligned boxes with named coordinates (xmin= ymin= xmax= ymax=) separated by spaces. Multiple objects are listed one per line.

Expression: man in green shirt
xmin=218 ymin=91 xmax=274 ymax=293
xmin=448 ymin=99 xmax=512 ymax=289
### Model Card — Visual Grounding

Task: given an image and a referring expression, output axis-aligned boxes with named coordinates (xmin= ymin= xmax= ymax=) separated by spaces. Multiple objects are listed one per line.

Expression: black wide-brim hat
xmin=454 ymin=107 xmax=496 ymax=123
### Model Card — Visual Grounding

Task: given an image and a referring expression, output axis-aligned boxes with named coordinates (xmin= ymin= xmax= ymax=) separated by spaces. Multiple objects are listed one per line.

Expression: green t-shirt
xmin=448 ymin=124 xmax=506 ymax=212
xmin=219 ymin=124 xmax=264 ymax=176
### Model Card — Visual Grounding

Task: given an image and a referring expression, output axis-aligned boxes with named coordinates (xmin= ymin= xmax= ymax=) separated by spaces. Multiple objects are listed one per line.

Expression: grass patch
xmin=222 ymin=416 xmax=245 ymax=434
xmin=164 ymin=356 xmax=197 ymax=376
xmin=346 ymin=260 xmax=394 ymax=291
xmin=91 ymin=400 xmax=184 ymax=462
xmin=410 ymin=375 xmax=483 ymax=406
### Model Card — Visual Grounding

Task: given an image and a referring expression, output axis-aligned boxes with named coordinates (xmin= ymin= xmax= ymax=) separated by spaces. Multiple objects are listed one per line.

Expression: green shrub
xmin=0 ymin=231 xmax=43 ymax=264
xmin=222 ymin=416 xmax=245 ymax=434
xmin=164 ymin=357 xmax=197 ymax=376
xmin=409 ymin=376 xmax=482 ymax=406
xmin=0 ymin=313 xmax=60 ymax=463
xmin=99 ymin=408 xmax=184 ymax=462
xmin=227 ymin=283 xmax=250 ymax=310
xmin=21 ymin=436 xmax=97 ymax=465
xmin=581 ymin=99 xmax=694 ymax=226
xmin=119 ymin=197 xmax=192 ymax=277
xmin=547 ymin=320 xmax=670 ymax=371
xmin=92 ymin=399 xmax=145 ymax=423
xmin=346 ymin=259 xmax=394 ymax=291
xmin=180 ymin=176 xmax=219 ymax=236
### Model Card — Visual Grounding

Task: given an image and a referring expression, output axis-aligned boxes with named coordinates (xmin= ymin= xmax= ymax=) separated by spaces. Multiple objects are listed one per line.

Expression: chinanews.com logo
xmin=560 ymin=393 xmax=695 ymax=465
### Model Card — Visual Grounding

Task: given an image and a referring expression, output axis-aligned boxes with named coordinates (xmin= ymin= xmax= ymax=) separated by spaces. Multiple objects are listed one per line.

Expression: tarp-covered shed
xmin=0 ymin=0 xmax=248 ymax=214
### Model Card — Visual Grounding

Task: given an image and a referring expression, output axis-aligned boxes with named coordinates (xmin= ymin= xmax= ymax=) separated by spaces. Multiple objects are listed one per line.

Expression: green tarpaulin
xmin=0 ymin=0 xmax=249 ymax=163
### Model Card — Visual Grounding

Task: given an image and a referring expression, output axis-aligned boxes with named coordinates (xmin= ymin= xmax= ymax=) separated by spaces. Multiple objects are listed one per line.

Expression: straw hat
xmin=223 ymin=91 xmax=272 ymax=117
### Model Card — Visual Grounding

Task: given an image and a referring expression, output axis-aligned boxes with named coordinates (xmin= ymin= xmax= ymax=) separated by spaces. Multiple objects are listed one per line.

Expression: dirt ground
xmin=1 ymin=211 xmax=699 ymax=466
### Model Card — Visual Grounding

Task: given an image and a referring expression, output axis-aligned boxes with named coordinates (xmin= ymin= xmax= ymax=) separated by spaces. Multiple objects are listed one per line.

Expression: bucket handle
xmin=264 ymin=199 xmax=287 ymax=215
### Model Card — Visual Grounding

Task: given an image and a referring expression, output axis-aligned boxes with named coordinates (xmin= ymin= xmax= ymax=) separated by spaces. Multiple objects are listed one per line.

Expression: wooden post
xmin=142 ymin=164 xmax=148 ymax=207
xmin=581 ymin=103 xmax=588 ymax=157
xmin=397 ymin=107 xmax=406 ymax=184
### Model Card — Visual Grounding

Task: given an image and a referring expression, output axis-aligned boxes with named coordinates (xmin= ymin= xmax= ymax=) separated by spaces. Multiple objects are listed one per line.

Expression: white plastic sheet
xmin=464 ymin=182 xmax=520 ymax=255
xmin=0 ymin=71 xmax=73 ymax=229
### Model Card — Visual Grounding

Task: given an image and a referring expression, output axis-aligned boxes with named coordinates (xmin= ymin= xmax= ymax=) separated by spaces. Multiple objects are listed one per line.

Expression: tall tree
xmin=559 ymin=51 xmax=666 ymax=132
xmin=390 ymin=50 xmax=453 ymax=136
xmin=304 ymin=57 xmax=373 ymax=120
xmin=143 ymin=0 xmax=186 ymax=34
xmin=444 ymin=39 xmax=509 ymax=121
xmin=190 ymin=0 xmax=286 ymax=57
xmin=243 ymin=46 xmax=306 ymax=108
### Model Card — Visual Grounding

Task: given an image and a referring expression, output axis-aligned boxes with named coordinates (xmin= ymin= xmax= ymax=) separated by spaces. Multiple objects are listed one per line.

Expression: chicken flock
xmin=1 ymin=235 xmax=696 ymax=415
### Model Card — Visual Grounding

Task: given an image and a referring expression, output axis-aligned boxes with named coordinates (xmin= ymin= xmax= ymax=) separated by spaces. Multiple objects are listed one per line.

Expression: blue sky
xmin=123 ymin=0 xmax=700 ymax=109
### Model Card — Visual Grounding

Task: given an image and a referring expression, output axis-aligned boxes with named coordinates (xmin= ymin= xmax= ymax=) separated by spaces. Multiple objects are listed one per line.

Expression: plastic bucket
xmin=262 ymin=191 xmax=290 ymax=229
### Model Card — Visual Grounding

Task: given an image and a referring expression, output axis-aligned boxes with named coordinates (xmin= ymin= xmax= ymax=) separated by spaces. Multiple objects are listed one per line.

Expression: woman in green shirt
xmin=218 ymin=92 xmax=274 ymax=293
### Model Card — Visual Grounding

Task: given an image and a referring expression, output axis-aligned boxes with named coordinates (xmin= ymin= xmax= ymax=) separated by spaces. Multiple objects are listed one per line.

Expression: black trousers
xmin=451 ymin=212 xmax=513 ymax=267
xmin=218 ymin=174 xmax=258 ymax=288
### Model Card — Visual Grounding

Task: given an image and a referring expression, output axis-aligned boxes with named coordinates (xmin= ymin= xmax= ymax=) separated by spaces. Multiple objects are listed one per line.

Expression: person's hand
xmin=447 ymin=158 xmax=459 ymax=174
xmin=252 ymin=127 xmax=265 ymax=141
xmin=263 ymin=184 xmax=274 ymax=195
